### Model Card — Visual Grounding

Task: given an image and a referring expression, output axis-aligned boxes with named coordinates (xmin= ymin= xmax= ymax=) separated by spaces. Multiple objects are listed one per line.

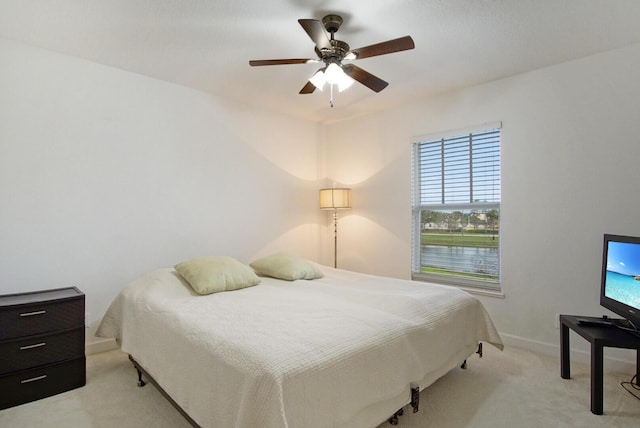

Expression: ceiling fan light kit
xmin=310 ymin=63 xmax=355 ymax=92
xmin=249 ymin=14 xmax=415 ymax=107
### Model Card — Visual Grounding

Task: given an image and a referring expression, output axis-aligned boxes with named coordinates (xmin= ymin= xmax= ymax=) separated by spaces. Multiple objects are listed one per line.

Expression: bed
xmin=97 ymin=259 xmax=502 ymax=428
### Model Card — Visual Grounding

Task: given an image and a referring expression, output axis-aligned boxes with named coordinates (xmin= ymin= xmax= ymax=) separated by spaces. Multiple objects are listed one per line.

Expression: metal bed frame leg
xmin=136 ymin=367 xmax=146 ymax=387
xmin=387 ymin=409 xmax=403 ymax=425
xmin=128 ymin=355 xmax=200 ymax=427
xmin=410 ymin=385 xmax=420 ymax=413
xmin=128 ymin=355 xmax=146 ymax=387
xmin=387 ymin=384 xmax=420 ymax=424
xmin=460 ymin=343 xmax=483 ymax=369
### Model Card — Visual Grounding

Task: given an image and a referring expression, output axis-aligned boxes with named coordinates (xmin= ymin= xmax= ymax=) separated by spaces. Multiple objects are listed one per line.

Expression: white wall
xmin=323 ymin=43 xmax=640 ymax=361
xmin=0 ymin=38 xmax=324 ymax=331
xmin=3 ymin=34 xmax=638 ymax=363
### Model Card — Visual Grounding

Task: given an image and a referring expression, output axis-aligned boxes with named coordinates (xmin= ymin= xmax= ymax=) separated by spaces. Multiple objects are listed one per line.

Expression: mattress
xmin=97 ymin=265 xmax=503 ymax=428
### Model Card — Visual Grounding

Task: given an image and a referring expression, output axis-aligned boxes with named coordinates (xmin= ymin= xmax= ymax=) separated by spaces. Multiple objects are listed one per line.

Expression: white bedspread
xmin=97 ymin=266 xmax=502 ymax=428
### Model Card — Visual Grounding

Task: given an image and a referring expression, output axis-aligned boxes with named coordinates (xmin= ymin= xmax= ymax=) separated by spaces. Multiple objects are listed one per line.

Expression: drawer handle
xmin=20 ymin=342 xmax=47 ymax=350
xmin=20 ymin=374 xmax=47 ymax=384
xmin=19 ymin=310 xmax=47 ymax=317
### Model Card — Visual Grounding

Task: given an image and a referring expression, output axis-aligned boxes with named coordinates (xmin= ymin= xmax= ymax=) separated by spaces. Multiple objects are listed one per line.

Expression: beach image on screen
xmin=605 ymin=241 xmax=640 ymax=310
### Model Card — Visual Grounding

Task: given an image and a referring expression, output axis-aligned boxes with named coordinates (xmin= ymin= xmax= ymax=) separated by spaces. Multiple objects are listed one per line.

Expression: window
xmin=411 ymin=123 xmax=501 ymax=292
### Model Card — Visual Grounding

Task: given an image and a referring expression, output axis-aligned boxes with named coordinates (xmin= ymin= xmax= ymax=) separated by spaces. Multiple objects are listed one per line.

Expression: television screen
xmin=601 ymin=234 xmax=640 ymax=329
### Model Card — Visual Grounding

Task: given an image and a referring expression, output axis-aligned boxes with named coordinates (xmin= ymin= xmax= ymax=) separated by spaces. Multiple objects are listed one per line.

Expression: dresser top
xmin=0 ymin=287 xmax=84 ymax=307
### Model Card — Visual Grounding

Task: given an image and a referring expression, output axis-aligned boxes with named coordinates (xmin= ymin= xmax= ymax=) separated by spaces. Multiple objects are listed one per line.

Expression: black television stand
xmin=560 ymin=314 xmax=640 ymax=415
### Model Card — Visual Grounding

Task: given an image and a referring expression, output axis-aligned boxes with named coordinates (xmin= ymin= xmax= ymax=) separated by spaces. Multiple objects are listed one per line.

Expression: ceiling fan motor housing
xmin=322 ymin=14 xmax=343 ymax=34
xmin=319 ymin=15 xmax=349 ymax=65
xmin=322 ymin=39 xmax=350 ymax=65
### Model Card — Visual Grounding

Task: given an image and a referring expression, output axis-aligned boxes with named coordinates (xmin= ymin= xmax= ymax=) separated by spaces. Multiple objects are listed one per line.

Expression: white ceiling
xmin=2 ymin=0 xmax=640 ymax=123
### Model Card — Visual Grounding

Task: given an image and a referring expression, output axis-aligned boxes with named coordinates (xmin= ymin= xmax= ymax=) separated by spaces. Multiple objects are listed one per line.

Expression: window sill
xmin=456 ymin=286 xmax=505 ymax=299
xmin=411 ymin=273 xmax=505 ymax=299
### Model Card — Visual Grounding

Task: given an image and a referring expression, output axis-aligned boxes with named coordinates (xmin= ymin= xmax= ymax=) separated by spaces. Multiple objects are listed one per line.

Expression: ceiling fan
xmin=249 ymin=14 xmax=415 ymax=100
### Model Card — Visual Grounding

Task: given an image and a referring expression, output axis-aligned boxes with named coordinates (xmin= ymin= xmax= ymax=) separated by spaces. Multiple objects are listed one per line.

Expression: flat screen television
xmin=600 ymin=234 xmax=640 ymax=331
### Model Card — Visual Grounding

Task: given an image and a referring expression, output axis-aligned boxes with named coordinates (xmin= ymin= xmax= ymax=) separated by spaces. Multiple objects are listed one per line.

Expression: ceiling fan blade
xmin=300 ymin=67 xmax=325 ymax=94
xmin=298 ymin=19 xmax=332 ymax=51
xmin=342 ymin=64 xmax=389 ymax=92
xmin=249 ymin=58 xmax=316 ymax=66
xmin=349 ymin=36 xmax=415 ymax=60
xmin=299 ymin=81 xmax=316 ymax=94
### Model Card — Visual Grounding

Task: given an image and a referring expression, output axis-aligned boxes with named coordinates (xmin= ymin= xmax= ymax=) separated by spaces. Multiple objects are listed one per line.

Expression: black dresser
xmin=0 ymin=287 xmax=86 ymax=409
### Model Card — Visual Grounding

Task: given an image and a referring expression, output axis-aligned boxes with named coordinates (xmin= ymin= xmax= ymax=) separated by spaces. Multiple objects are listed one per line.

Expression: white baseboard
xmin=84 ymin=320 xmax=119 ymax=355
xmin=499 ymin=332 xmax=636 ymax=374
xmin=85 ymin=336 xmax=118 ymax=355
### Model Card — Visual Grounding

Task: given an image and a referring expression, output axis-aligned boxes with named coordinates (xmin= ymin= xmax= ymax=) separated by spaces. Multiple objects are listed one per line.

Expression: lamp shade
xmin=319 ymin=188 xmax=352 ymax=209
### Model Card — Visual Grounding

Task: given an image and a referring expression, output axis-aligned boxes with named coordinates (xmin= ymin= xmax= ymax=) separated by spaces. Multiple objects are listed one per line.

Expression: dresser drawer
xmin=0 ymin=327 xmax=85 ymax=375
xmin=0 ymin=357 xmax=86 ymax=410
xmin=0 ymin=298 xmax=84 ymax=340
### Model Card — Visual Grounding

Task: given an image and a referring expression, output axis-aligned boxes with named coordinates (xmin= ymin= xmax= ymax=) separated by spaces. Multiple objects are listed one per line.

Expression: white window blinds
xmin=412 ymin=124 xmax=501 ymax=291
xmin=417 ymin=129 xmax=500 ymax=205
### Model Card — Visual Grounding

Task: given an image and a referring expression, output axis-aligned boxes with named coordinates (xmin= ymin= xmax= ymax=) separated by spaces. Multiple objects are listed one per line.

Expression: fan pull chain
xmin=330 ymin=84 xmax=334 ymax=108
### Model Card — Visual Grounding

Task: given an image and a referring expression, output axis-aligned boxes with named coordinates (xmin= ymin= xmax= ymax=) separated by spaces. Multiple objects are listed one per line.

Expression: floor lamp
xmin=319 ymin=188 xmax=351 ymax=268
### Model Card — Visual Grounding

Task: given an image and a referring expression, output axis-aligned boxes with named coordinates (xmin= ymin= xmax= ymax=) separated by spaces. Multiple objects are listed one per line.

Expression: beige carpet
xmin=1 ymin=345 xmax=638 ymax=428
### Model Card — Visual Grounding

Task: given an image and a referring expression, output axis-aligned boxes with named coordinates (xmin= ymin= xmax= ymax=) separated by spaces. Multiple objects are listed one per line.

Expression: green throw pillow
xmin=174 ymin=256 xmax=260 ymax=295
xmin=250 ymin=253 xmax=324 ymax=281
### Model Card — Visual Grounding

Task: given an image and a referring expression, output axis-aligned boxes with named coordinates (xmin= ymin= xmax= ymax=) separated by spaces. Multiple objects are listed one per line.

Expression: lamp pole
xmin=319 ymin=187 xmax=351 ymax=269
xmin=333 ymin=209 xmax=338 ymax=268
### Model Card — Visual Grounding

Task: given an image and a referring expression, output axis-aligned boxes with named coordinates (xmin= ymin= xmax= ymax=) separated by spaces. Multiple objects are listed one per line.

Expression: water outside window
xmin=419 ymin=209 xmax=499 ymax=283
